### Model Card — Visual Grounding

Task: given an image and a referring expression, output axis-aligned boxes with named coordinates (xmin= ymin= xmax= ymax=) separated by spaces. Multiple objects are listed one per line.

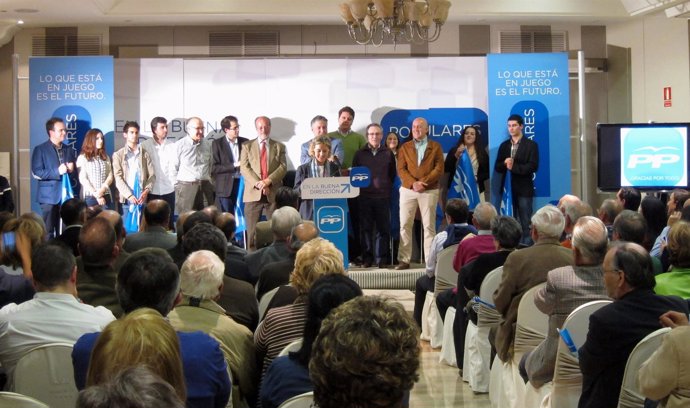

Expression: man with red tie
xmin=239 ymin=116 xmax=287 ymax=250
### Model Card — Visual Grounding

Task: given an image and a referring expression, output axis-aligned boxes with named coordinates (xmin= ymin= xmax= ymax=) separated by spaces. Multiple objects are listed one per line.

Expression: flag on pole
xmin=123 ymin=171 xmax=142 ymax=234
xmin=448 ymin=151 xmax=481 ymax=209
xmin=234 ymin=176 xmax=246 ymax=235
xmin=500 ymin=171 xmax=514 ymax=217
xmin=60 ymin=173 xmax=74 ymax=204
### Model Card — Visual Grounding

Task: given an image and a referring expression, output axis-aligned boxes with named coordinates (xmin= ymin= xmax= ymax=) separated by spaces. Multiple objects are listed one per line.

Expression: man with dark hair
xmin=76 ymin=217 xmax=124 ymax=317
xmin=167 ymin=210 xmax=212 ymax=266
xmin=578 ymin=242 xmax=689 ymax=408
xmin=141 ymin=116 xmax=177 ymax=229
xmin=328 ymin=106 xmax=366 ymax=172
xmin=299 ymin=115 xmax=344 ymax=165
xmin=72 ymin=248 xmax=232 ymax=408
xmin=616 ymin=187 xmax=642 ymax=212
xmin=113 ymin=121 xmax=155 ymax=223
xmin=212 ymin=115 xmax=248 ymax=213
xmin=352 ymin=123 xmax=396 ymax=268
xmin=597 ymin=198 xmax=622 ymax=239
xmin=215 ymin=212 xmax=250 ymax=283
xmin=123 ymin=199 xmax=176 ymax=252
xmin=494 ymin=114 xmax=539 ymax=244
xmin=31 ymin=117 xmax=78 ymax=237
xmin=613 ymin=210 xmax=662 ymax=274
xmin=56 ymin=197 xmax=87 ymax=256
xmin=183 ymin=223 xmax=259 ymax=332
xmin=0 ymin=242 xmax=114 ymax=389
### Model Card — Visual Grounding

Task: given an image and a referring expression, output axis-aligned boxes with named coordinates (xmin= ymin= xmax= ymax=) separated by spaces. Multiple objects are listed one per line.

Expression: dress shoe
xmin=377 ymin=263 xmax=391 ymax=269
xmin=362 ymin=261 xmax=372 ymax=268
xmin=395 ymin=262 xmax=410 ymax=270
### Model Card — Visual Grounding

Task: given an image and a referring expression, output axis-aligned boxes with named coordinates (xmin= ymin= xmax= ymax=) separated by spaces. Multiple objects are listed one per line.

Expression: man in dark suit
xmin=494 ymin=114 xmax=539 ymax=245
xmin=31 ymin=117 xmax=77 ymax=237
xmin=123 ymin=200 xmax=177 ymax=252
xmin=212 ymin=115 xmax=248 ymax=213
xmin=56 ymin=198 xmax=87 ymax=256
xmin=578 ymin=242 xmax=689 ymax=408
xmin=239 ymin=116 xmax=287 ymax=251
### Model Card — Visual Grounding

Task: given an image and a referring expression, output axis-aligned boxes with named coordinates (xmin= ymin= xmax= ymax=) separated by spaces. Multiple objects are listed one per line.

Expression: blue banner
xmin=313 ymin=198 xmax=349 ymax=269
xmin=29 ymin=56 xmax=114 ymax=214
xmin=487 ymin=53 xmax=570 ymax=210
xmin=448 ymin=151 xmax=481 ymax=210
xmin=500 ymin=171 xmax=514 ymax=217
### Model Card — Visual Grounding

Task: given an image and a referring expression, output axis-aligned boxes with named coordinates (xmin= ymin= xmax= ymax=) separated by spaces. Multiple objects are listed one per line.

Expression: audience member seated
xmin=97 ymin=210 xmax=129 ymax=271
xmin=168 ymin=210 xmax=212 ymax=267
xmin=72 ymin=248 xmax=231 ymax=408
xmin=182 ymin=222 xmax=258 ymax=332
xmin=520 ymin=216 xmax=610 ymax=387
xmin=0 ymin=215 xmax=47 ymax=279
xmin=85 ymin=308 xmax=186 ymax=403
xmin=245 ymin=206 xmax=302 ymax=285
xmin=651 ymin=189 xmax=690 ymax=257
xmin=261 ymin=274 xmax=362 ymax=408
xmin=578 ymin=242 xmax=689 ymax=408
xmin=56 ymin=198 xmax=87 ymax=256
xmin=616 ymin=187 xmax=641 ymax=212
xmin=612 ymin=210 xmax=663 ymax=275
xmin=77 ymin=366 xmax=185 ymax=408
xmin=413 ymin=198 xmax=475 ymax=327
xmin=493 ymin=205 xmax=572 ymax=363
xmin=123 ymin=200 xmax=176 ymax=252
xmin=310 ymin=296 xmax=420 ymax=408
xmin=255 ymin=237 xmax=346 ymax=376
xmin=254 ymin=186 xmax=300 ymax=250
xmin=256 ymin=221 xmax=319 ymax=304
xmin=215 ymin=212 xmax=251 ymax=283
xmin=168 ymin=250 xmax=256 ymax=408
xmin=597 ymin=198 xmax=622 ymax=240
xmin=654 ymin=221 xmax=690 ymax=298
xmin=559 ymin=197 xmax=591 ymax=248
xmin=76 ymin=217 xmax=125 ymax=317
xmin=639 ymin=310 xmax=690 ymax=408
xmin=167 ymin=210 xmax=195 ymax=264
xmin=640 ymin=196 xmax=667 ymax=252
xmin=0 ymin=242 xmax=115 ymax=389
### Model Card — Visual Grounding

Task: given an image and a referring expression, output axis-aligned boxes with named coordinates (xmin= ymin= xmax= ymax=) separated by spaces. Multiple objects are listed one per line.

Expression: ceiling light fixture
xmin=339 ymin=0 xmax=451 ymax=46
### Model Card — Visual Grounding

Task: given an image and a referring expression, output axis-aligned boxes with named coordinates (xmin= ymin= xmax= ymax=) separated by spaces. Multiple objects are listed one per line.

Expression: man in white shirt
xmin=141 ymin=116 xmax=177 ymax=229
xmin=175 ymin=117 xmax=214 ymax=213
xmin=0 ymin=242 xmax=115 ymax=390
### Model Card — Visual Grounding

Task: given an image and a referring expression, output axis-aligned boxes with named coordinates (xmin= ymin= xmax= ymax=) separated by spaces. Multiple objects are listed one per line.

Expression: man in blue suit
xmin=31 ymin=117 xmax=77 ymax=237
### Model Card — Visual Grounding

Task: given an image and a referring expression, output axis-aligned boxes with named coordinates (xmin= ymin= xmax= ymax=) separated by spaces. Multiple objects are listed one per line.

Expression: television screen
xmin=597 ymin=123 xmax=690 ymax=191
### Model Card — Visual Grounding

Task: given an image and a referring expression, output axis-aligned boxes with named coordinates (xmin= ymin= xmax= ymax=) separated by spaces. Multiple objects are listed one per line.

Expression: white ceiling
xmin=0 ymin=0 xmax=638 ymax=29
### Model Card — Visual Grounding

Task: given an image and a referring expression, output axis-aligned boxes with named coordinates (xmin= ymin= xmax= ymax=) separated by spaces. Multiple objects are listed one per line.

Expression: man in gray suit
xmin=520 ymin=216 xmax=610 ymax=387
xmin=123 ymin=200 xmax=177 ymax=252
xmin=239 ymin=116 xmax=287 ymax=250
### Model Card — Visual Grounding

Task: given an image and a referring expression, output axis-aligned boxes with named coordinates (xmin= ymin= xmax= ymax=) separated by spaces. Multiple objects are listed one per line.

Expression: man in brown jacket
xmin=492 ymin=204 xmax=572 ymax=362
xmin=395 ymin=117 xmax=444 ymax=270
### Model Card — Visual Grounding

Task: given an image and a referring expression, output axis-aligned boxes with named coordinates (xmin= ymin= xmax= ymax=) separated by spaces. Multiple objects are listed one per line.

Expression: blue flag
xmin=448 ymin=152 xmax=481 ymax=209
xmin=60 ymin=173 xmax=74 ymax=204
xmin=235 ymin=176 xmax=246 ymax=234
xmin=124 ymin=171 xmax=142 ymax=234
xmin=500 ymin=171 xmax=513 ymax=216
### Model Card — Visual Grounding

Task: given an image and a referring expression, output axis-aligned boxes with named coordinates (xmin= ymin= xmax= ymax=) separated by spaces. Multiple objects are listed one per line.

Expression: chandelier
xmin=339 ymin=0 xmax=452 ymax=46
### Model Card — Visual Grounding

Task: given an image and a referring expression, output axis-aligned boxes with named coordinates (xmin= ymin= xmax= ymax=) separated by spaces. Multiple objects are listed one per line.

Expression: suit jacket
xmin=211 ymin=136 xmax=248 ymax=197
xmin=56 ymin=225 xmax=82 ymax=257
xmin=239 ymin=138 xmax=287 ymax=203
xmin=525 ymin=264 xmax=609 ymax=387
xmin=256 ymin=256 xmax=295 ymax=302
xmin=75 ymin=256 xmax=125 ymax=318
xmin=493 ymin=238 xmax=572 ymax=362
xmin=460 ymin=250 xmax=512 ymax=294
xmin=123 ymin=226 xmax=177 ymax=253
xmin=494 ymin=136 xmax=539 ymax=197
xmin=224 ymin=244 xmax=251 ymax=284
xmin=639 ymin=325 xmax=690 ymax=408
xmin=244 ymin=241 xmax=292 ymax=285
xmin=397 ymin=138 xmax=444 ymax=190
xmin=31 ymin=140 xmax=77 ymax=205
xmin=578 ymin=289 xmax=689 ymax=408
xmin=217 ymin=275 xmax=259 ymax=332
xmin=112 ymin=146 xmax=155 ymax=203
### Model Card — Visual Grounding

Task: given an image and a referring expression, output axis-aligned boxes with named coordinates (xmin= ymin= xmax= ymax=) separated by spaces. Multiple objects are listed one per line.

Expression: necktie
xmin=260 ymin=141 xmax=268 ymax=180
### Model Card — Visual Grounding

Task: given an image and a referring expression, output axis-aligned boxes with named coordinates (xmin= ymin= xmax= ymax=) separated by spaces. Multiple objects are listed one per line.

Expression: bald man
xmin=174 ymin=117 xmax=214 ymax=213
xmin=123 ymin=199 xmax=177 ymax=252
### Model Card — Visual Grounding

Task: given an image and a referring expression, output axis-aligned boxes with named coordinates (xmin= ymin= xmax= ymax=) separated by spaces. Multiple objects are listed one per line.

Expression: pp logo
xmin=621 ymin=127 xmax=687 ymax=187
xmin=350 ymin=166 xmax=371 ymax=188
xmin=317 ymin=206 xmax=345 ymax=233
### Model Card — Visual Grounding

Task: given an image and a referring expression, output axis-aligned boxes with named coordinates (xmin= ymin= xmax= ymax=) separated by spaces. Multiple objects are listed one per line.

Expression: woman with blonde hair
xmin=77 ymin=128 xmax=113 ymax=209
xmin=86 ymin=308 xmax=186 ymax=402
xmin=294 ymin=136 xmax=341 ymax=220
xmin=255 ymin=237 xmax=346 ymax=377
xmin=0 ymin=215 xmax=46 ymax=283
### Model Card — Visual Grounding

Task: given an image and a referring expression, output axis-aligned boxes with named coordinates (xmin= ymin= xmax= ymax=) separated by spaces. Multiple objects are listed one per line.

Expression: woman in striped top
xmin=77 ymin=128 xmax=113 ymax=209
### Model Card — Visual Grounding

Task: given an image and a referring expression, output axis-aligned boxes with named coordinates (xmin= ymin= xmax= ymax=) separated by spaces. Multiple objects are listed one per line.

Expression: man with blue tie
xmin=211 ymin=115 xmax=248 ymax=213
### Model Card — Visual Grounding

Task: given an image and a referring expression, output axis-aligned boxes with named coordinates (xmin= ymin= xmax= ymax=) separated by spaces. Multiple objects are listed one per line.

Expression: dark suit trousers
xmin=215 ymin=181 xmax=240 ymax=213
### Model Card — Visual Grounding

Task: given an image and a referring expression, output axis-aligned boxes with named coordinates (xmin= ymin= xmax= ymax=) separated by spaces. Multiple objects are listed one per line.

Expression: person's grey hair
xmin=473 ymin=203 xmax=497 ymax=230
xmin=271 ymin=206 xmax=302 ymax=240
xmin=490 ymin=216 xmax=522 ymax=249
xmin=311 ymin=115 xmax=328 ymax=127
xmin=571 ymin=216 xmax=608 ymax=264
xmin=609 ymin=242 xmax=655 ymax=290
xmin=531 ymin=204 xmax=565 ymax=240
xmin=598 ymin=198 xmax=621 ymax=223
xmin=565 ymin=201 xmax=593 ymax=225
xmin=179 ymin=250 xmax=224 ymax=300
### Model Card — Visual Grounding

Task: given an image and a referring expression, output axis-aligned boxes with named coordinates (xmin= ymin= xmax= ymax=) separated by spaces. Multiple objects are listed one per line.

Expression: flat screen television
xmin=597 ymin=122 xmax=690 ymax=192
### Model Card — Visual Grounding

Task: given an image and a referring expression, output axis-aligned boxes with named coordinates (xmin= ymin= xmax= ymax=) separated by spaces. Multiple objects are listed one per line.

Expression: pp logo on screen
xmin=317 ymin=206 xmax=345 ymax=234
xmin=622 ymin=127 xmax=686 ymax=187
xmin=350 ymin=166 xmax=371 ymax=188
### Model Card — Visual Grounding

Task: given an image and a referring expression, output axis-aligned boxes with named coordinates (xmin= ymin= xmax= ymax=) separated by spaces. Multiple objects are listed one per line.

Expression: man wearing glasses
xmin=212 ymin=115 xmax=248 ymax=213
xmin=175 ymin=117 xmax=213 ymax=213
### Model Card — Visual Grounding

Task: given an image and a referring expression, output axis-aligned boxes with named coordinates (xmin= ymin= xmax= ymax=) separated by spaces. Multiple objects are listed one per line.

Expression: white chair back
xmin=13 ymin=343 xmax=78 ymax=408
xmin=617 ymin=327 xmax=671 ymax=408
xmin=479 ymin=266 xmax=503 ymax=304
xmin=0 ymin=392 xmax=49 ymax=408
xmin=278 ymin=391 xmax=314 ymax=408
xmin=439 ymin=307 xmax=457 ymax=367
xmin=513 ymin=283 xmax=548 ymax=362
xmin=259 ymin=286 xmax=280 ymax=321
xmin=278 ymin=338 xmax=303 ymax=357
xmin=470 ymin=266 xmax=503 ymax=394
xmin=565 ymin=300 xmax=612 ymax=350
xmin=434 ymin=244 xmax=459 ymax=294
